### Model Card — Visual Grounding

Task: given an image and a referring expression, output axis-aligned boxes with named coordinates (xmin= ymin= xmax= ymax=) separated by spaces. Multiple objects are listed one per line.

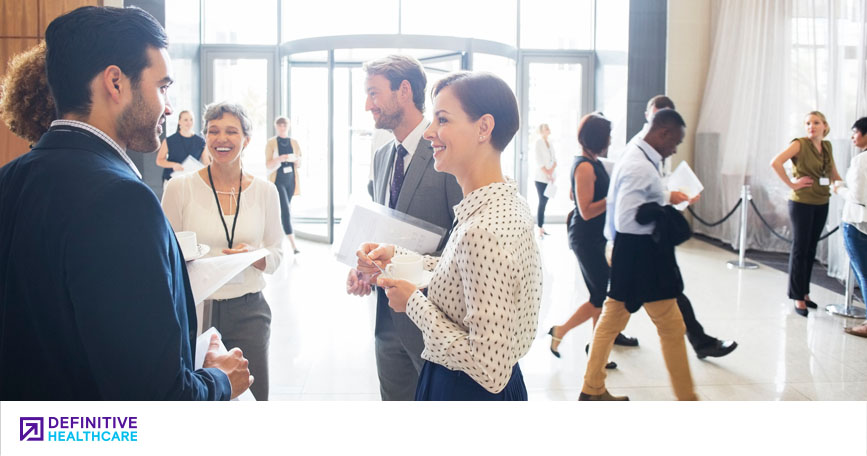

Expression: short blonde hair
xmin=806 ymin=111 xmax=830 ymax=138
xmin=538 ymin=123 xmax=550 ymax=134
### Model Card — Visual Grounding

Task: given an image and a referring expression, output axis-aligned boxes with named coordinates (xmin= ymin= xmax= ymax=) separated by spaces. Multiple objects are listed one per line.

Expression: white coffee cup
xmin=386 ymin=254 xmax=423 ymax=284
xmin=176 ymin=231 xmax=198 ymax=259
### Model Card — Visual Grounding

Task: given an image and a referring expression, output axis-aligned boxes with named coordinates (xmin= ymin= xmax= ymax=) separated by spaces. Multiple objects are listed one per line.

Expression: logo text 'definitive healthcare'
xmin=20 ymin=416 xmax=138 ymax=442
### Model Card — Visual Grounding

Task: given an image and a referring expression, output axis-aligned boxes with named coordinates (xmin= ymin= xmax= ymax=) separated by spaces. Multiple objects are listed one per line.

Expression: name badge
xmin=282 ymin=166 xmax=293 ymax=174
xmin=819 ymin=177 xmax=830 ymax=186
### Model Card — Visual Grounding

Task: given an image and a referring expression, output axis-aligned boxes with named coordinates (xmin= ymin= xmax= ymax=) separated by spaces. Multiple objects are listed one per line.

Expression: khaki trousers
xmin=582 ymin=297 xmax=697 ymax=401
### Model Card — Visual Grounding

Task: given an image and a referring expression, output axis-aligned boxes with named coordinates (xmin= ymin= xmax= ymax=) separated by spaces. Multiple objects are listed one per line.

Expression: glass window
xmin=401 ymin=0 xmax=517 ymax=46
xmin=211 ymin=58 xmax=271 ymax=178
xmin=166 ymin=0 xmax=200 ymax=44
xmin=281 ymin=0 xmax=398 ymax=42
xmin=520 ymin=0 xmax=593 ymax=49
xmin=473 ymin=53 xmax=517 ymax=178
xmin=204 ymin=0 xmax=278 ymax=44
xmin=166 ymin=58 xmax=195 ymax=135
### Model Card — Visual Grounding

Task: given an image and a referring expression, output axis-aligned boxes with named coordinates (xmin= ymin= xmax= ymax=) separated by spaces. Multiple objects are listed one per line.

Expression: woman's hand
xmin=376 ymin=276 xmax=418 ymax=313
xmin=346 ymin=268 xmax=373 ymax=296
xmin=172 ymin=163 xmax=184 ymax=172
xmin=223 ymin=243 xmax=266 ymax=271
xmin=791 ymin=176 xmax=813 ymax=190
xmin=356 ymin=243 xmax=395 ymax=277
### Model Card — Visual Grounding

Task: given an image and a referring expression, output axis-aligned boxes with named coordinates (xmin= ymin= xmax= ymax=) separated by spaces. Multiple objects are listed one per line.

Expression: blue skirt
xmin=414 ymin=361 xmax=527 ymax=401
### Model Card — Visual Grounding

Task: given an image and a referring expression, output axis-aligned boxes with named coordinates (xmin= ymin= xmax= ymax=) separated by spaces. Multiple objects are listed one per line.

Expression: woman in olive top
xmin=770 ymin=111 xmax=842 ymax=316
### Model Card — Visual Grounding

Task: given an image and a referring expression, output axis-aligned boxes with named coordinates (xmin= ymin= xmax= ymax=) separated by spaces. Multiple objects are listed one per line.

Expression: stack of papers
xmin=666 ymin=161 xmax=704 ymax=210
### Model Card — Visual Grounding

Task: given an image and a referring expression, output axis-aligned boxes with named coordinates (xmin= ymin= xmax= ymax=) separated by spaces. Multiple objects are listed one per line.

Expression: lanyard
xmin=207 ymin=165 xmax=243 ymax=249
xmin=636 ymin=144 xmax=662 ymax=176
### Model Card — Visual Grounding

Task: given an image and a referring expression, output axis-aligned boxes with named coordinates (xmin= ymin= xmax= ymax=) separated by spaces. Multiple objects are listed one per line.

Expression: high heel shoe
xmin=547 ymin=327 xmax=562 ymax=358
xmin=794 ymin=304 xmax=808 ymax=317
xmin=805 ymin=299 xmax=818 ymax=309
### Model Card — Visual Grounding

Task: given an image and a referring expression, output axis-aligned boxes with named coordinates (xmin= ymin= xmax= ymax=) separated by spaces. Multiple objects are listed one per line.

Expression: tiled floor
xmin=261 ymin=224 xmax=867 ymax=401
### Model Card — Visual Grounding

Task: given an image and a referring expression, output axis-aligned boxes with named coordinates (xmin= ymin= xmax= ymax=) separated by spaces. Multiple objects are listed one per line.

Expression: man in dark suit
xmin=0 ymin=6 xmax=251 ymax=400
xmin=346 ymin=55 xmax=462 ymax=400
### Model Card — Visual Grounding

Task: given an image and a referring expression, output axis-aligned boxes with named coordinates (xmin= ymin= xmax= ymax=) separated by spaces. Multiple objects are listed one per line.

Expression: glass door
xmin=519 ymin=53 xmax=593 ymax=223
xmin=202 ymin=47 xmax=278 ymax=180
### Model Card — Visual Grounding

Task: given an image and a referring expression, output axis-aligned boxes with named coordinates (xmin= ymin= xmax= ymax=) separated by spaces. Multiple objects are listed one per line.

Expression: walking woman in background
xmin=837 ymin=117 xmax=867 ymax=337
xmin=770 ymin=111 xmax=842 ymax=316
xmin=534 ymin=123 xmax=556 ymax=237
xmin=155 ymin=110 xmax=209 ymax=187
xmin=547 ymin=113 xmax=633 ymax=368
xmin=162 ymin=102 xmax=283 ymax=400
xmin=357 ymin=72 xmax=542 ymax=400
xmin=265 ymin=116 xmax=301 ymax=254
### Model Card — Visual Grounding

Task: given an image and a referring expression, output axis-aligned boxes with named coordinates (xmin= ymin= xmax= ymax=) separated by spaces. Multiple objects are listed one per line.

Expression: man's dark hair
xmin=649 ymin=108 xmax=686 ymax=132
xmin=853 ymin=117 xmax=867 ymax=135
xmin=362 ymin=55 xmax=427 ymax=113
xmin=432 ymin=71 xmax=519 ymax=152
xmin=44 ymin=6 xmax=168 ymax=117
xmin=647 ymin=95 xmax=675 ymax=112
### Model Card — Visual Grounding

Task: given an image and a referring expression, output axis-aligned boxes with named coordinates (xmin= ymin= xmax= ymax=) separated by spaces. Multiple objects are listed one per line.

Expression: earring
xmin=479 ymin=135 xmax=486 ymax=141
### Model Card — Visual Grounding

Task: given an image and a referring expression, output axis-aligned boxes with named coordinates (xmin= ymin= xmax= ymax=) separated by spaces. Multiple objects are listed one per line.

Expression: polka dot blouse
xmin=401 ymin=180 xmax=543 ymax=394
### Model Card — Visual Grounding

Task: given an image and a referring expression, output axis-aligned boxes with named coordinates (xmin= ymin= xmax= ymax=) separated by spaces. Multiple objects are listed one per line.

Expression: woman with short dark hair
xmin=356 ymin=72 xmax=541 ymax=400
xmin=547 ymin=113 xmax=632 ymax=366
xmin=838 ymin=117 xmax=867 ymax=337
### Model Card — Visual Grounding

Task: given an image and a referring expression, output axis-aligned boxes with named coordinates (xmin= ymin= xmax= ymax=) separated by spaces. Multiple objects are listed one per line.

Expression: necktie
xmin=389 ymin=144 xmax=408 ymax=209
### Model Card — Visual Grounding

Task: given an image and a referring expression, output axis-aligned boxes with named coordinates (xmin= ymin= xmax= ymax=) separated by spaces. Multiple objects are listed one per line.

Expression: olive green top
xmin=789 ymin=137 xmax=835 ymax=205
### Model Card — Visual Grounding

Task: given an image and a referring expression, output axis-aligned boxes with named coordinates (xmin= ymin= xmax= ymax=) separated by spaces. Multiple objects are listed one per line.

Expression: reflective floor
xmin=262 ymin=224 xmax=867 ymax=400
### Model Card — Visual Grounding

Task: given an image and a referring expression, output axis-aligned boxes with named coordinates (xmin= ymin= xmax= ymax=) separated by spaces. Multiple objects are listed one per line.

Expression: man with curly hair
xmin=0 ymin=42 xmax=54 ymax=144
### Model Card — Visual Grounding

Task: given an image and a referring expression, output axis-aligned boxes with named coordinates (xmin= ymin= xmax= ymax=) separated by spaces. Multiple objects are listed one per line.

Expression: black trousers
xmin=787 ymin=200 xmax=829 ymax=300
xmin=275 ymin=171 xmax=296 ymax=235
xmin=535 ymin=181 xmax=548 ymax=228
xmin=677 ymin=293 xmax=715 ymax=349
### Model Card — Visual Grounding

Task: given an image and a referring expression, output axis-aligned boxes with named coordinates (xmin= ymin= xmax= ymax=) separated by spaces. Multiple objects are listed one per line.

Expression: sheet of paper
xmin=666 ymin=161 xmax=704 ymax=211
xmin=170 ymin=155 xmax=205 ymax=179
xmin=185 ymin=249 xmax=269 ymax=304
xmin=333 ymin=202 xmax=447 ymax=268
xmin=195 ymin=327 xmax=256 ymax=401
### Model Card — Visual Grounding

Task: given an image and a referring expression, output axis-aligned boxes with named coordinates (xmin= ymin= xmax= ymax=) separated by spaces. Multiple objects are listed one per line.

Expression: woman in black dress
xmin=547 ymin=113 xmax=635 ymax=364
xmin=265 ymin=116 xmax=301 ymax=254
xmin=155 ymin=110 xmax=208 ymax=187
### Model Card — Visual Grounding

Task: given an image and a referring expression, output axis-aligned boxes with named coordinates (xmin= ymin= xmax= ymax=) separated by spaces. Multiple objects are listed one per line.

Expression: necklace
xmin=207 ymin=165 xmax=243 ymax=249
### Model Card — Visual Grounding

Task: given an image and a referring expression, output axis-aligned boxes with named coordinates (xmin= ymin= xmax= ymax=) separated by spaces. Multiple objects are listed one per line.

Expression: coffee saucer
xmin=411 ymin=270 xmax=434 ymax=289
xmin=184 ymin=244 xmax=210 ymax=262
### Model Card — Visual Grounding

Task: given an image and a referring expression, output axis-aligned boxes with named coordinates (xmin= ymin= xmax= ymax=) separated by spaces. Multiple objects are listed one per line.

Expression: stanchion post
xmin=727 ymin=184 xmax=759 ymax=270
xmin=826 ymin=263 xmax=867 ymax=319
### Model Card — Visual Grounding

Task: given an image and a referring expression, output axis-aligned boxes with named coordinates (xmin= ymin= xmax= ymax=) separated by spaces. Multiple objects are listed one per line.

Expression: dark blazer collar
xmin=33 ymin=126 xmax=137 ymax=178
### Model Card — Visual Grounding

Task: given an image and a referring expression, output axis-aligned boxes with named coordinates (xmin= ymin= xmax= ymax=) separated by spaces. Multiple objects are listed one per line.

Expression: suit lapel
xmin=395 ymin=139 xmax=432 ymax=213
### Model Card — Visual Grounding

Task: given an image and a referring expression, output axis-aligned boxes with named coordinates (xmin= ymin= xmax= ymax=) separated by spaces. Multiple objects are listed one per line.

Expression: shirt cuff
xmin=663 ymin=190 xmax=672 ymax=205
xmin=405 ymin=289 xmax=430 ymax=327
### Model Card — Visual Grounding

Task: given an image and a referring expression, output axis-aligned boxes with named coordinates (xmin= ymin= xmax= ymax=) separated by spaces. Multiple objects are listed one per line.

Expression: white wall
xmin=666 ymin=0 xmax=712 ymax=170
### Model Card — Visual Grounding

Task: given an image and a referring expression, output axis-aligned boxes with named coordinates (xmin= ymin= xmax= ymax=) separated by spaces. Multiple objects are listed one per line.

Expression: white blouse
xmin=534 ymin=138 xmax=556 ymax=183
xmin=839 ymin=151 xmax=867 ymax=234
xmin=403 ymin=181 xmax=542 ymax=394
xmin=161 ymin=173 xmax=284 ymax=300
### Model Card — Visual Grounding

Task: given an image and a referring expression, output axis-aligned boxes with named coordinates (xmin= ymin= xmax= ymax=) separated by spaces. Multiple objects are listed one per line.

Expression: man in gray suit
xmin=346 ymin=55 xmax=462 ymax=400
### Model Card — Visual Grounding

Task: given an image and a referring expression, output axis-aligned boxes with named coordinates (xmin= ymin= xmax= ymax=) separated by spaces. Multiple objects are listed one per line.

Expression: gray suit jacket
xmin=371 ymin=131 xmax=462 ymax=363
xmin=372 ymin=139 xmax=462 ymax=238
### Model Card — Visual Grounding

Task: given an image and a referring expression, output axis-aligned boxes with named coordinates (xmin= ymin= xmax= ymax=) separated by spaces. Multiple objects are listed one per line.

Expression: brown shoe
xmin=844 ymin=324 xmax=867 ymax=338
xmin=578 ymin=390 xmax=629 ymax=401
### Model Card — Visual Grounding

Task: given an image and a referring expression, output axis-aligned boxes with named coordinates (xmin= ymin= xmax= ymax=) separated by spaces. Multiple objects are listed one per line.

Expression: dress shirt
xmin=534 ymin=138 xmax=556 ymax=182
xmin=618 ymin=122 xmax=672 ymax=175
xmin=386 ymin=119 xmax=427 ymax=197
xmin=402 ymin=181 xmax=542 ymax=394
xmin=50 ymin=119 xmax=142 ymax=179
xmin=605 ymin=139 xmax=672 ymax=241
xmin=839 ymin=151 xmax=867 ymax=234
xmin=161 ymin=173 xmax=283 ymax=300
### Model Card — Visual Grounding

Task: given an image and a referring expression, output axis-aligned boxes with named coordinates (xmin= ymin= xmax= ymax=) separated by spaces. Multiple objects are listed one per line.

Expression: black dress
xmin=274 ymin=137 xmax=296 ymax=235
xmin=162 ymin=132 xmax=206 ymax=181
xmin=568 ymin=156 xmax=610 ymax=308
